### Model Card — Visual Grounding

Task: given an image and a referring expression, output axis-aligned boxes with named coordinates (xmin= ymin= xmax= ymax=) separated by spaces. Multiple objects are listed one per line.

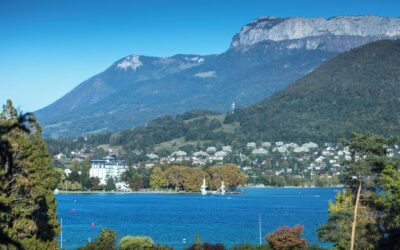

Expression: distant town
xmin=52 ymin=140 xmax=400 ymax=192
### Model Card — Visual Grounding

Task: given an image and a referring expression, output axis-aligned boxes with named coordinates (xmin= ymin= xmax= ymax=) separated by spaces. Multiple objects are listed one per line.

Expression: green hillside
xmin=46 ymin=110 xmax=239 ymax=158
xmin=48 ymin=40 xmax=400 ymax=156
xmin=227 ymin=40 xmax=400 ymax=142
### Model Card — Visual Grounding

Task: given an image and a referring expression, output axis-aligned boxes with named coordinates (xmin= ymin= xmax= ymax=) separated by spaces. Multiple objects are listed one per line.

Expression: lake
xmin=56 ymin=188 xmax=339 ymax=249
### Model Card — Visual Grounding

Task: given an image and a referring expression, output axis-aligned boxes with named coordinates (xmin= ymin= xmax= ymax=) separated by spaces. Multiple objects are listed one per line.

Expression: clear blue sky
xmin=1 ymin=0 xmax=399 ymax=112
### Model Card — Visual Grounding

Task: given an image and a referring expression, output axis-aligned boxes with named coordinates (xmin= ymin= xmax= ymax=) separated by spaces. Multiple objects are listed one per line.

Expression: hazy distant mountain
xmin=35 ymin=15 xmax=400 ymax=138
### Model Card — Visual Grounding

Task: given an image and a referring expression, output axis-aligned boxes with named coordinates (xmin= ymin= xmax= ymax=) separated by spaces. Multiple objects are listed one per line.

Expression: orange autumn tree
xmin=267 ymin=225 xmax=307 ymax=250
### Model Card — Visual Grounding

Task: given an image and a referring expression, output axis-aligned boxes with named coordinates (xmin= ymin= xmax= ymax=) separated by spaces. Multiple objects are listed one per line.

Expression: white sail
xmin=212 ymin=180 xmax=226 ymax=195
xmin=200 ymin=178 xmax=207 ymax=195
xmin=220 ymin=180 xmax=226 ymax=195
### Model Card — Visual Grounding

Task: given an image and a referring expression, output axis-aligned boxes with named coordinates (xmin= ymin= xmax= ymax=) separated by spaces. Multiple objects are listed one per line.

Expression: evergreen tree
xmin=0 ymin=101 xmax=27 ymax=249
xmin=0 ymin=100 xmax=60 ymax=249
xmin=0 ymin=100 xmax=18 ymax=120
xmin=68 ymin=160 xmax=81 ymax=183
xmin=89 ymin=177 xmax=101 ymax=190
xmin=80 ymin=159 xmax=91 ymax=189
xmin=374 ymin=165 xmax=400 ymax=249
xmin=105 ymin=177 xmax=116 ymax=191
xmin=318 ymin=133 xmax=399 ymax=249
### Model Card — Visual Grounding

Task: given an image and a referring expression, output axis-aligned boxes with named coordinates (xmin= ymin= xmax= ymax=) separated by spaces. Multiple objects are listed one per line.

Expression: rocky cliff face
xmin=36 ymin=15 xmax=400 ymax=138
xmin=231 ymin=16 xmax=400 ymax=51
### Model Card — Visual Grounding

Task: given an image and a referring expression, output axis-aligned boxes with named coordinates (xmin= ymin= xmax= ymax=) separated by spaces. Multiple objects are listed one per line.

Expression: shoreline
xmin=246 ymin=185 xmax=344 ymax=188
xmin=55 ymin=186 xmax=343 ymax=195
xmin=56 ymin=190 xmax=243 ymax=195
xmin=57 ymin=190 xmax=191 ymax=195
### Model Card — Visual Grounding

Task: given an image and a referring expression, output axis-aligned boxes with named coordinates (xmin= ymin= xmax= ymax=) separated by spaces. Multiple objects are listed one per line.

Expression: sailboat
xmin=220 ymin=180 xmax=226 ymax=195
xmin=200 ymin=178 xmax=207 ymax=195
xmin=212 ymin=180 xmax=226 ymax=195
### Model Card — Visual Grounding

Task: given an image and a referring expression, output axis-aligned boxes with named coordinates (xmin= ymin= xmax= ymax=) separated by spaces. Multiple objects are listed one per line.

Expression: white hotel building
xmin=89 ymin=156 xmax=129 ymax=185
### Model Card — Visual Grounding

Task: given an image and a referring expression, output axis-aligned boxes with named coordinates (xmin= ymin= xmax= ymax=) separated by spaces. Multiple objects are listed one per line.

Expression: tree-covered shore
xmin=1 ymin=100 xmax=400 ymax=250
xmin=55 ymin=158 xmax=341 ymax=194
xmin=54 ymin=185 xmax=343 ymax=195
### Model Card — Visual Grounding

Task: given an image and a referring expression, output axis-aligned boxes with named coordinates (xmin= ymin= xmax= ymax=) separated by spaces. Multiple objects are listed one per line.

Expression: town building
xmin=89 ymin=156 xmax=128 ymax=185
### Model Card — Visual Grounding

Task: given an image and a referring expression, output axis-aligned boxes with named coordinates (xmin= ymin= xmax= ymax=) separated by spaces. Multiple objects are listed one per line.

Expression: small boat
xmin=68 ymin=209 xmax=76 ymax=213
xmin=200 ymin=178 xmax=207 ymax=195
xmin=212 ymin=181 xmax=226 ymax=195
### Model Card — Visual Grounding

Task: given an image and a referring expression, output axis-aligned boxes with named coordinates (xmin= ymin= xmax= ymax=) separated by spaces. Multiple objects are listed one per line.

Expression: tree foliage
xmin=207 ymin=164 xmax=247 ymax=191
xmin=0 ymin=100 xmax=59 ymax=249
xmin=150 ymin=166 xmax=167 ymax=189
xmin=105 ymin=177 xmax=116 ymax=191
xmin=267 ymin=225 xmax=307 ymax=250
xmin=120 ymin=236 xmax=154 ymax=250
xmin=374 ymin=165 xmax=400 ymax=249
xmin=122 ymin=167 xmax=147 ymax=190
xmin=165 ymin=165 xmax=188 ymax=191
xmin=231 ymin=244 xmax=273 ymax=250
xmin=68 ymin=160 xmax=81 ymax=183
xmin=318 ymin=133 xmax=400 ymax=249
xmin=318 ymin=191 xmax=354 ymax=250
xmin=182 ymin=167 xmax=209 ymax=192
xmin=78 ymin=228 xmax=117 ymax=250
xmin=162 ymin=164 xmax=246 ymax=192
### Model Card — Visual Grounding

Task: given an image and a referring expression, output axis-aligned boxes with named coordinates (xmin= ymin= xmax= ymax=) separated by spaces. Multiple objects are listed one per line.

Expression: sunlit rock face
xmin=231 ymin=16 xmax=400 ymax=51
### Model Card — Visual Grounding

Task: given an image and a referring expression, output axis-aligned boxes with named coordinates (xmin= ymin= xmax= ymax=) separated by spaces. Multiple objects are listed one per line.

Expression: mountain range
xmin=35 ymin=15 xmax=400 ymax=138
xmin=48 ymin=39 xmax=400 ymax=157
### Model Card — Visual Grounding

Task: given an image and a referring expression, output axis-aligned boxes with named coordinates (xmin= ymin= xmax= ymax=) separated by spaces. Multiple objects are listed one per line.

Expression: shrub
xmin=78 ymin=228 xmax=117 ymax=250
xmin=267 ymin=225 xmax=307 ymax=250
xmin=232 ymin=244 xmax=273 ymax=250
xmin=185 ymin=242 xmax=226 ymax=250
xmin=120 ymin=236 xmax=154 ymax=250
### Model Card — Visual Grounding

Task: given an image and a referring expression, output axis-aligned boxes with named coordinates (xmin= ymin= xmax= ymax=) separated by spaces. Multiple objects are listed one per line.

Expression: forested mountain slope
xmin=227 ymin=40 xmax=400 ymax=142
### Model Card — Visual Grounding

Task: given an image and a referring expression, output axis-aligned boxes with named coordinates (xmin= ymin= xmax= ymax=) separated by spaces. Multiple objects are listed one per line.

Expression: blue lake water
xmin=56 ymin=188 xmax=339 ymax=249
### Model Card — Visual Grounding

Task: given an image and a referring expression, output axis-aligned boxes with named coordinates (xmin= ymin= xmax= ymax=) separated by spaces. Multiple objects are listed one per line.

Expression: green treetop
xmin=150 ymin=166 xmax=167 ymax=189
xmin=119 ymin=236 xmax=154 ymax=250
